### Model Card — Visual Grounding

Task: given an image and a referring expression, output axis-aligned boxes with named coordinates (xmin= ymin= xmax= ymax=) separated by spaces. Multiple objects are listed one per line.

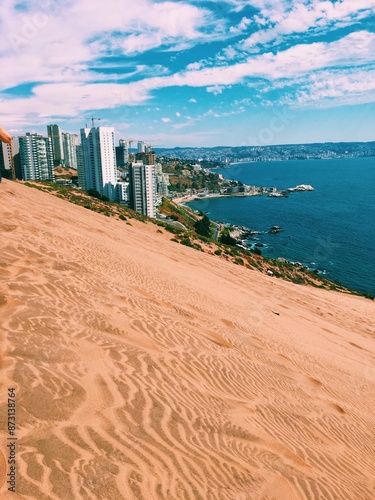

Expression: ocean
xmin=186 ymin=157 xmax=375 ymax=296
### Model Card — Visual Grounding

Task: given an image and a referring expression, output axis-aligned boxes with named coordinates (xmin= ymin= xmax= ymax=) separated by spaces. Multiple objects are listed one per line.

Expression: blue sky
xmin=1 ymin=0 xmax=375 ymax=147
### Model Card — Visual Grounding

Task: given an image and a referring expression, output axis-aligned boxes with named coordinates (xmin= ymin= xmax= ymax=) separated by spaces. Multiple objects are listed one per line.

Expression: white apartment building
xmin=137 ymin=141 xmax=146 ymax=153
xmin=116 ymin=181 xmax=131 ymax=205
xmin=19 ymin=134 xmax=54 ymax=181
xmin=130 ymin=162 xmax=157 ymax=218
xmin=62 ymin=133 xmax=78 ymax=169
xmin=80 ymin=126 xmax=117 ymax=201
xmin=76 ymin=144 xmax=85 ymax=189
xmin=116 ymin=139 xmax=129 ymax=166
xmin=1 ymin=138 xmax=19 ymax=174
xmin=156 ymin=172 xmax=170 ymax=197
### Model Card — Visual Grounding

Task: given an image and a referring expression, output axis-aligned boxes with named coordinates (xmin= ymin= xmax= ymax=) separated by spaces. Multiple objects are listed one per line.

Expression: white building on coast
xmin=80 ymin=126 xmax=117 ymax=201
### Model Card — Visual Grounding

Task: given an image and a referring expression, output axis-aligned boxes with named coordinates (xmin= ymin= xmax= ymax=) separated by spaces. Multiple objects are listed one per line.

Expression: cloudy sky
xmin=1 ymin=0 xmax=374 ymax=147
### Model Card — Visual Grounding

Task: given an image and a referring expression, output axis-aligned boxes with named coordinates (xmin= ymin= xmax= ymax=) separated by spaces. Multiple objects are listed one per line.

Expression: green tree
xmin=0 ymin=168 xmax=12 ymax=180
xmin=87 ymin=189 xmax=110 ymax=202
xmin=194 ymin=214 xmax=211 ymax=237
xmin=219 ymin=233 xmax=237 ymax=246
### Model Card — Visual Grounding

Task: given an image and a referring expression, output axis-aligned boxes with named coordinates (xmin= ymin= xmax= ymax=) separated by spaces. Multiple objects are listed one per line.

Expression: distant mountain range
xmin=153 ymin=141 xmax=375 ymax=163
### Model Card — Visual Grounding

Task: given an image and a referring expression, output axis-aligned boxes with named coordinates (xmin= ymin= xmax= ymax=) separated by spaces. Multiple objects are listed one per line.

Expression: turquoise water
xmin=187 ymin=157 xmax=375 ymax=295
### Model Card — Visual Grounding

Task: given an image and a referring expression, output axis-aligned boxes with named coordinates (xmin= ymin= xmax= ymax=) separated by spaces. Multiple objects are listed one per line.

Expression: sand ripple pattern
xmin=0 ymin=181 xmax=375 ymax=500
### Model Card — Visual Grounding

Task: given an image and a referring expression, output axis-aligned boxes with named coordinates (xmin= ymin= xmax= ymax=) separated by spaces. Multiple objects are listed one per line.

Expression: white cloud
xmin=229 ymin=16 xmax=252 ymax=34
xmin=241 ymin=0 xmax=375 ymax=51
xmin=0 ymin=0 xmax=212 ymax=124
xmin=118 ymin=30 xmax=375 ymax=109
xmin=91 ymin=0 xmax=210 ymax=55
xmin=172 ymin=104 xmax=246 ymax=129
xmin=119 ymin=3 xmax=209 ymax=54
xmin=207 ymin=85 xmax=227 ymax=95
xmin=161 ymin=117 xmax=171 ymax=122
xmin=203 ymin=107 xmax=245 ymax=118
xmin=1 ymin=0 xmax=374 ymax=128
xmin=166 ymin=30 xmax=375 ymax=86
xmin=222 ymin=46 xmax=239 ymax=60
xmin=208 ymin=0 xmax=255 ymax=12
xmin=176 ymin=112 xmax=181 ymax=117
xmin=0 ymin=80 xmax=151 ymax=128
xmin=3 ymin=29 xmax=374 ymax=128
xmin=0 ymin=0 xmax=210 ymax=89
xmin=173 ymin=118 xmax=197 ymax=129
xmin=187 ymin=62 xmax=204 ymax=71
xmin=234 ymin=97 xmax=253 ymax=106
xmin=291 ymin=68 xmax=375 ymax=108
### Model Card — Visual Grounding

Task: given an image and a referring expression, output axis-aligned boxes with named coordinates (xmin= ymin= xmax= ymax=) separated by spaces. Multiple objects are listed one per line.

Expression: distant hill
xmin=155 ymin=141 xmax=375 ymax=161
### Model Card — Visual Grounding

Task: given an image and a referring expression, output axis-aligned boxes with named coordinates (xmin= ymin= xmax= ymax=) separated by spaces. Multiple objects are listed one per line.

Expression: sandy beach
xmin=1 ymin=179 xmax=374 ymax=499
xmin=173 ymin=192 xmax=260 ymax=205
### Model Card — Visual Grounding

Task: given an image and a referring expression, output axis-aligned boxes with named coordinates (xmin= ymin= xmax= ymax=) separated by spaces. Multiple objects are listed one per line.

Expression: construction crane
xmin=142 ymin=141 xmax=164 ymax=151
xmin=91 ymin=116 xmax=101 ymax=128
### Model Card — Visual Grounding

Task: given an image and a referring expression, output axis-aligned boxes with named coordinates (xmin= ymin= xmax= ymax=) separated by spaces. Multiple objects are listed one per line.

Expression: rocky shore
xmin=268 ymin=184 xmax=315 ymax=197
xmin=174 ymin=184 xmax=314 ymax=204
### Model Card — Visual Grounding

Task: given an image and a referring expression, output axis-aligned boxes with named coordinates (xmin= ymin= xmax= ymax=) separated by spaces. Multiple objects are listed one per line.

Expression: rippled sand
xmin=0 ymin=179 xmax=374 ymax=499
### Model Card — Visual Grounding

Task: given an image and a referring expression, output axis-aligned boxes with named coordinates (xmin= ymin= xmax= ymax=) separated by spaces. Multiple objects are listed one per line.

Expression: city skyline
xmin=1 ymin=1 xmax=374 ymax=147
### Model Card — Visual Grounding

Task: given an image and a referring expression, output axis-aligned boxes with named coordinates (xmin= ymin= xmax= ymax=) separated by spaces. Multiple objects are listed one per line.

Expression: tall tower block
xmin=80 ymin=126 xmax=117 ymax=201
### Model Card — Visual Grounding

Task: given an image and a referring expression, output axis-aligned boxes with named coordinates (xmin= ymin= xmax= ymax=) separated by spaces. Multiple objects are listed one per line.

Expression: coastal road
xmin=213 ymin=223 xmax=222 ymax=241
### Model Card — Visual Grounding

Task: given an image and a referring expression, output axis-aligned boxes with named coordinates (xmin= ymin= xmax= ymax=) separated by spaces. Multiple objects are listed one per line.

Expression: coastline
xmin=172 ymin=189 xmax=373 ymax=298
xmin=171 ymin=157 xmax=375 ymax=296
xmin=173 ymin=184 xmax=314 ymax=206
xmin=173 ymin=193 xmax=326 ymax=282
xmin=173 ymin=191 xmax=273 ymax=205
xmin=173 ymin=192 xmax=230 ymax=204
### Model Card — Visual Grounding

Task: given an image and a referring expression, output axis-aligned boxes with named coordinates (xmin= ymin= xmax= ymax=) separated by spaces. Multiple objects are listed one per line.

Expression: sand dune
xmin=0 ymin=179 xmax=374 ymax=500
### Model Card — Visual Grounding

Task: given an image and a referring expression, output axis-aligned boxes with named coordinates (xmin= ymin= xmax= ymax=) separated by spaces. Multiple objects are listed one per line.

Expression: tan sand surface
xmin=0 ymin=179 xmax=374 ymax=499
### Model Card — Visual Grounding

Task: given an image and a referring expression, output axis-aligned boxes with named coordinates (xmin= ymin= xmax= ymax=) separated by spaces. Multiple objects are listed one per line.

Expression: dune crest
xmin=1 ymin=179 xmax=374 ymax=499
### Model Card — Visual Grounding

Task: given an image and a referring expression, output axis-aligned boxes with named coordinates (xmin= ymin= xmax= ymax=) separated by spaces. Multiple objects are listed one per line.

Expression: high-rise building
xmin=1 ymin=139 xmax=21 ymax=179
xmin=19 ymin=133 xmax=54 ymax=181
xmin=62 ymin=133 xmax=78 ymax=169
xmin=137 ymin=141 xmax=145 ymax=154
xmin=143 ymin=151 xmax=156 ymax=165
xmin=135 ymin=151 xmax=156 ymax=165
xmin=116 ymin=181 xmax=130 ymax=205
xmin=1 ymin=139 xmax=18 ymax=170
xmin=129 ymin=162 xmax=157 ymax=218
xmin=76 ymin=144 xmax=85 ymax=189
xmin=156 ymin=172 xmax=170 ymax=197
xmin=47 ymin=124 xmax=64 ymax=165
xmin=116 ymin=139 xmax=129 ymax=167
xmin=80 ymin=126 xmax=117 ymax=200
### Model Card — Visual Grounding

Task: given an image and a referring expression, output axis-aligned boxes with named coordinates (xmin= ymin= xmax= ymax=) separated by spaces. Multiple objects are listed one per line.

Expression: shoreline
xmin=172 ymin=193 xmax=227 ymax=204
xmin=173 ymin=191 xmax=273 ymax=205
xmin=172 ymin=192 xmax=373 ymax=298
xmin=173 ymin=184 xmax=314 ymax=206
xmin=173 ymin=194 xmax=328 ymax=280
